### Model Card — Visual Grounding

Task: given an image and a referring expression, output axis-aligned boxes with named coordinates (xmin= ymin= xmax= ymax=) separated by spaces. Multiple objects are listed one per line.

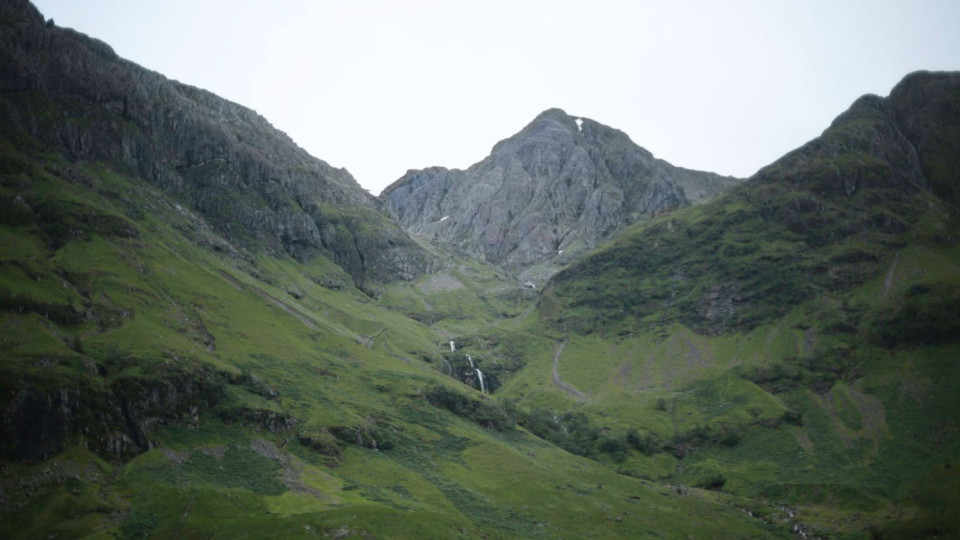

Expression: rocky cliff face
xmin=0 ymin=0 xmax=431 ymax=288
xmin=889 ymin=71 xmax=960 ymax=212
xmin=381 ymin=108 xmax=740 ymax=275
xmin=0 ymin=366 xmax=224 ymax=462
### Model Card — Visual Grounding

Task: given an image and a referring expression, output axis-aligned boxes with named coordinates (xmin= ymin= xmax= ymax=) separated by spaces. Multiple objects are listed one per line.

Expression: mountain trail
xmin=552 ymin=341 xmax=588 ymax=400
xmin=217 ymin=269 xmax=320 ymax=331
xmin=884 ymin=251 xmax=900 ymax=298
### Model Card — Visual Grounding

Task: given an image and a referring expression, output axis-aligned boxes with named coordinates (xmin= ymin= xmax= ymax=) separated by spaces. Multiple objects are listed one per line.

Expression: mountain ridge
xmin=543 ymin=72 xmax=951 ymax=336
xmin=381 ymin=106 xmax=742 ymax=280
xmin=0 ymin=0 xmax=432 ymax=290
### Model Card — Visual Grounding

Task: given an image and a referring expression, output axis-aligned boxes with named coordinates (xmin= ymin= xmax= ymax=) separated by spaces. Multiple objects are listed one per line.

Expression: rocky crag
xmin=0 ymin=0 xmax=431 ymax=290
xmin=381 ymin=108 xmax=741 ymax=280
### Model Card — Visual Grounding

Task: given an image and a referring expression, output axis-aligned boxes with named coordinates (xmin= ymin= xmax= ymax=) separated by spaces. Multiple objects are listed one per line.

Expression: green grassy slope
xmin=507 ymin=80 xmax=960 ymax=538
xmin=0 ymin=140 xmax=791 ymax=538
xmin=3 ymin=12 xmax=957 ymax=535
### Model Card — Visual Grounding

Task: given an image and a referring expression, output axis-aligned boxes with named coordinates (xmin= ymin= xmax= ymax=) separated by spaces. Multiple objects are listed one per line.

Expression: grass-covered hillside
xmin=0 ymin=138 xmax=796 ymax=538
xmin=3 ymin=1 xmax=959 ymax=536
xmin=518 ymin=73 xmax=960 ymax=538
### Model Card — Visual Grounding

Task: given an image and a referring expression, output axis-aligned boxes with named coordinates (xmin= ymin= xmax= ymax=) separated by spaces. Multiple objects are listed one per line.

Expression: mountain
xmin=0 ymin=0 xmax=430 ymax=291
xmin=3 ymin=0 xmax=960 ymax=537
xmin=543 ymin=72 xmax=958 ymax=336
xmin=527 ymin=70 xmax=960 ymax=536
xmin=889 ymin=71 xmax=960 ymax=212
xmin=0 ymin=3 xmax=782 ymax=538
xmin=381 ymin=108 xmax=740 ymax=280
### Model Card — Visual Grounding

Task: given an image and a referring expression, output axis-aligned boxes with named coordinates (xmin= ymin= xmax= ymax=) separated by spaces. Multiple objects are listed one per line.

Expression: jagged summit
xmin=0 ymin=0 xmax=43 ymax=24
xmin=888 ymin=70 xmax=960 ymax=211
xmin=382 ymin=107 xmax=741 ymax=277
xmin=534 ymin=106 xmax=570 ymax=118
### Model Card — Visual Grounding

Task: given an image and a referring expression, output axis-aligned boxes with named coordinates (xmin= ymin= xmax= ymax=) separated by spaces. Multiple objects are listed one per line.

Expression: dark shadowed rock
xmin=0 ymin=1 xmax=431 ymax=287
xmin=0 ymin=367 xmax=225 ymax=462
xmin=889 ymin=70 xmax=960 ymax=212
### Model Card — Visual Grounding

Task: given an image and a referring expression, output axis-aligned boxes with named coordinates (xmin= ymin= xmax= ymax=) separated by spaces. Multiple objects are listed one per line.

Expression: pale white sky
xmin=32 ymin=1 xmax=960 ymax=194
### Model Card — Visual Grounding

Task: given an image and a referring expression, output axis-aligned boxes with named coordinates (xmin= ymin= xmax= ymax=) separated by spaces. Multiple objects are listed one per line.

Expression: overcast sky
xmin=32 ymin=0 xmax=960 ymax=194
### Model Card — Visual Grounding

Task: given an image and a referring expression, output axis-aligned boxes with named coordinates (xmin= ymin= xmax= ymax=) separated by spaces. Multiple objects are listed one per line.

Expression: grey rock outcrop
xmin=381 ymin=108 xmax=741 ymax=272
xmin=0 ymin=0 xmax=431 ymax=288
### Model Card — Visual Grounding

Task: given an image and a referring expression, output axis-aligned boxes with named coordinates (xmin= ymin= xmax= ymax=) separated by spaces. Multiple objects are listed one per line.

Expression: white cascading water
xmin=553 ymin=413 xmax=568 ymax=434
xmin=442 ymin=358 xmax=453 ymax=375
xmin=449 ymin=340 xmax=455 ymax=352
xmin=476 ymin=368 xmax=487 ymax=395
xmin=467 ymin=354 xmax=474 ymax=369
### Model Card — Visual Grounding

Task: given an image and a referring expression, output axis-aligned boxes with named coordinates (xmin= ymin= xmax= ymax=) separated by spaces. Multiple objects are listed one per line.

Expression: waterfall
xmin=449 ymin=340 xmax=455 ymax=352
xmin=553 ymin=413 xmax=568 ymax=434
xmin=467 ymin=354 xmax=474 ymax=369
xmin=442 ymin=358 xmax=453 ymax=375
xmin=476 ymin=368 xmax=487 ymax=395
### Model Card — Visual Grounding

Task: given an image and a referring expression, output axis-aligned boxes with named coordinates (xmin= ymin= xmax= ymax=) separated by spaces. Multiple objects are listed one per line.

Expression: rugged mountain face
xmin=542 ymin=73 xmax=958 ymax=336
xmin=889 ymin=71 xmax=960 ymax=211
xmin=0 ymin=5 xmax=785 ymax=535
xmin=381 ymin=108 xmax=740 ymax=277
xmin=521 ymin=71 xmax=960 ymax=537
xmin=0 ymin=0 xmax=431 ymax=289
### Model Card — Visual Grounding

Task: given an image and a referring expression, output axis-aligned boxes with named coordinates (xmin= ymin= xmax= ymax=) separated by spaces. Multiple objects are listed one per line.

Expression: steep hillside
xmin=544 ymin=84 xmax=936 ymax=336
xmin=0 ymin=2 xmax=793 ymax=538
xmin=381 ymin=108 xmax=740 ymax=281
xmin=0 ymin=145 xmax=793 ymax=539
xmin=0 ymin=0 xmax=430 ymax=291
xmin=509 ymin=71 xmax=960 ymax=537
xmin=0 ymin=149 xmax=783 ymax=539
xmin=889 ymin=72 xmax=960 ymax=213
xmin=4 ymin=1 xmax=960 ymax=537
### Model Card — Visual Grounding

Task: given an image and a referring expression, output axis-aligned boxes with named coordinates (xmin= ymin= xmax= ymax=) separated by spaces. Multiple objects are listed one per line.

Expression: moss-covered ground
xmin=0 ymin=146 xmax=790 ymax=538
xmin=3 ymin=98 xmax=959 ymax=538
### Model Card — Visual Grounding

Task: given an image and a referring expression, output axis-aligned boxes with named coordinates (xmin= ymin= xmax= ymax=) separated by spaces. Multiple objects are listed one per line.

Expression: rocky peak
xmin=828 ymin=94 xmax=890 ymax=129
xmin=0 ymin=0 xmax=44 ymax=25
xmin=491 ymin=108 xmax=578 ymax=153
xmin=381 ymin=108 xmax=741 ymax=278
xmin=889 ymin=71 xmax=960 ymax=211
